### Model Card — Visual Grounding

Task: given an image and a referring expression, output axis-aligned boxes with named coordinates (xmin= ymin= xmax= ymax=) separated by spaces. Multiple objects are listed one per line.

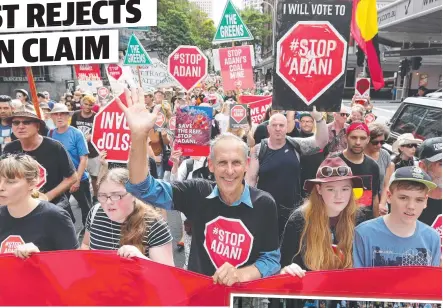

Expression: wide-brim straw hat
xmin=392 ymin=133 xmax=423 ymax=154
xmin=46 ymin=103 xmax=74 ymax=116
xmin=6 ymin=104 xmax=46 ymax=127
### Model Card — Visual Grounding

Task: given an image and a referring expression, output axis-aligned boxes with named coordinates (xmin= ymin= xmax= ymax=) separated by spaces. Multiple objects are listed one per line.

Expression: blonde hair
xmin=98 ymin=168 xmax=160 ymax=254
xmin=297 ymin=187 xmax=358 ymax=270
xmin=81 ymin=95 xmax=96 ymax=105
xmin=0 ymin=154 xmax=40 ymax=185
xmin=351 ymin=104 xmax=365 ymax=116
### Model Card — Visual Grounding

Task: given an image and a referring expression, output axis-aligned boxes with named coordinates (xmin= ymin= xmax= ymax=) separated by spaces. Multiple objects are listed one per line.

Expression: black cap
xmin=389 ymin=166 xmax=437 ymax=190
xmin=418 ymin=137 xmax=442 ymax=162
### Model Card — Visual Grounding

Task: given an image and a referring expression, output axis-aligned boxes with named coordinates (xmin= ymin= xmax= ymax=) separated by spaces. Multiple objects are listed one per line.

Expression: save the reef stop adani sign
xmin=273 ymin=0 xmax=352 ymax=112
xmin=168 ymin=46 xmax=208 ymax=92
xmin=91 ymin=93 xmax=130 ymax=163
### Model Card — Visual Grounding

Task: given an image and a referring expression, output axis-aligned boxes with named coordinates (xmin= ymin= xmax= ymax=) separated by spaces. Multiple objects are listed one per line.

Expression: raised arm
xmin=288 ymin=109 xmax=328 ymax=156
xmin=245 ymin=144 xmax=260 ymax=187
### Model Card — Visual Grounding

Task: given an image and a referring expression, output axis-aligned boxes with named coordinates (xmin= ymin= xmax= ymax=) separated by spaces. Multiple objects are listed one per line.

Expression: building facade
xmin=189 ymin=0 xmax=213 ymax=18
xmin=243 ymin=0 xmax=263 ymax=12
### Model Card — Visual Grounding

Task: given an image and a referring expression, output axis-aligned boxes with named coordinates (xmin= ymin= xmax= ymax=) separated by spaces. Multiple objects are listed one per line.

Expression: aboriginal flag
xmin=351 ymin=0 xmax=385 ymax=90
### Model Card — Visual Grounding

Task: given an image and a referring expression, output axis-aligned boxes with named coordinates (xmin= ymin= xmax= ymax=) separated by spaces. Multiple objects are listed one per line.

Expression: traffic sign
xmin=36 ymin=163 xmax=47 ymax=190
xmin=204 ymin=217 xmax=253 ymax=269
xmin=97 ymin=87 xmax=110 ymax=100
xmin=276 ymin=21 xmax=347 ymax=106
xmin=123 ymin=34 xmax=152 ymax=66
xmin=213 ymin=0 xmax=253 ymax=44
xmin=91 ymin=93 xmax=130 ymax=163
xmin=168 ymin=46 xmax=208 ymax=92
xmin=355 ymin=78 xmax=371 ymax=98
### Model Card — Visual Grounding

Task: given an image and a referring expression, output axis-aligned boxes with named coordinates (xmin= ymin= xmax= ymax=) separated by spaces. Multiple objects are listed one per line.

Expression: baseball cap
xmin=388 ymin=166 xmax=437 ymax=190
xmin=417 ymin=137 xmax=442 ymax=162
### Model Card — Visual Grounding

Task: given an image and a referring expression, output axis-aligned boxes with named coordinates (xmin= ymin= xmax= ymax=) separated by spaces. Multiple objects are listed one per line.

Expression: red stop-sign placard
xmin=98 ymin=87 xmax=109 ymax=99
xmin=169 ymin=116 xmax=176 ymax=131
xmin=107 ymin=64 xmax=123 ymax=81
xmin=0 ymin=235 xmax=24 ymax=254
xmin=432 ymin=215 xmax=442 ymax=245
xmin=276 ymin=21 xmax=347 ymax=106
xmin=91 ymin=93 xmax=130 ymax=163
xmin=36 ymin=163 xmax=47 ymax=190
xmin=168 ymin=46 xmax=208 ymax=92
xmin=204 ymin=216 xmax=254 ymax=269
xmin=356 ymin=78 xmax=371 ymax=97
xmin=231 ymin=105 xmax=246 ymax=124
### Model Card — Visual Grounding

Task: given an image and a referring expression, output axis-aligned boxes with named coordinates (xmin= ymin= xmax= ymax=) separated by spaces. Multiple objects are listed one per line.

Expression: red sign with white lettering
xmin=431 ymin=215 xmax=442 ymax=247
xmin=204 ymin=216 xmax=253 ymax=269
xmin=276 ymin=21 xmax=347 ymax=106
xmin=0 ymin=235 xmax=25 ymax=254
xmin=169 ymin=116 xmax=176 ymax=131
xmin=168 ymin=46 xmax=208 ymax=91
xmin=219 ymin=45 xmax=254 ymax=91
xmin=91 ymin=93 xmax=130 ymax=163
xmin=74 ymin=64 xmax=102 ymax=81
xmin=355 ymin=78 xmax=371 ymax=98
xmin=249 ymin=97 xmax=272 ymax=125
xmin=107 ymin=64 xmax=123 ymax=81
xmin=97 ymin=87 xmax=110 ymax=99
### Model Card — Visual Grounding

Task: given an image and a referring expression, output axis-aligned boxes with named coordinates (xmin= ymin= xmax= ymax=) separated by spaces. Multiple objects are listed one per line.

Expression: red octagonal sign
xmin=204 ymin=216 xmax=254 ymax=269
xmin=36 ymin=163 xmax=47 ymax=190
xmin=276 ymin=21 xmax=347 ymax=106
xmin=168 ymin=45 xmax=208 ymax=92
xmin=231 ymin=105 xmax=246 ymax=124
xmin=431 ymin=215 xmax=442 ymax=245
xmin=91 ymin=93 xmax=130 ymax=163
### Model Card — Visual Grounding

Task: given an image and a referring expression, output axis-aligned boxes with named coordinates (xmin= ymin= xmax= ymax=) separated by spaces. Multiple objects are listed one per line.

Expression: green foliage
xmin=240 ymin=8 xmax=272 ymax=47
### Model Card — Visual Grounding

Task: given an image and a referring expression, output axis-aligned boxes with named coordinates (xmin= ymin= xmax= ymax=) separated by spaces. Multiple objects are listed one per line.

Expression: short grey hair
xmin=209 ymin=133 xmax=249 ymax=161
xmin=368 ymin=122 xmax=389 ymax=140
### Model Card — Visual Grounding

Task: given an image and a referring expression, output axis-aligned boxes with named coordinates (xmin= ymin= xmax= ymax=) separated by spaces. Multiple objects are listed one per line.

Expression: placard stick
xmin=25 ymin=67 xmax=42 ymax=119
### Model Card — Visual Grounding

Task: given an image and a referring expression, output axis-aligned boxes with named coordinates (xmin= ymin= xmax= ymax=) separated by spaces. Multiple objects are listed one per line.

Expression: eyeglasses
xmin=370 ymin=140 xmax=386 ymax=145
xmin=320 ymin=166 xmax=352 ymax=177
xmin=11 ymin=120 xmax=38 ymax=126
xmin=340 ymin=113 xmax=349 ymax=117
xmin=97 ymin=192 xmax=128 ymax=203
xmin=402 ymin=144 xmax=418 ymax=148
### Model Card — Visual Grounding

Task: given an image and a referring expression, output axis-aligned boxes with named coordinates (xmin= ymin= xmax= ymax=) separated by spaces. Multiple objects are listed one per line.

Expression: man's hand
xmin=99 ymin=151 xmax=108 ymax=166
xmin=379 ymin=204 xmax=389 ymax=216
xmin=169 ymin=149 xmax=182 ymax=165
xmin=116 ymin=87 xmax=162 ymax=138
xmin=310 ymin=106 xmax=323 ymax=122
xmin=70 ymin=181 xmax=80 ymax=193
xmin=212 ymin=262 xmax=243 ymax=286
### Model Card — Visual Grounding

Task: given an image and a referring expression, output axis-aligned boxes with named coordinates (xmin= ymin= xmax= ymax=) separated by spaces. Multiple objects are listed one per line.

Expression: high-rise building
xmin=243 ymin=0 xmax=263 ymax=12
xmin=190 ymin=0 xmax=213 ymax=18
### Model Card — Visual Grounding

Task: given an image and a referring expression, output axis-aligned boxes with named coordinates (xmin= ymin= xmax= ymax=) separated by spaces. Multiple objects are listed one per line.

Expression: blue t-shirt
xmin=353 ymin=216 xmax=441 ymax=268
xmin=49 ymin=127 xmax=89 ymax=181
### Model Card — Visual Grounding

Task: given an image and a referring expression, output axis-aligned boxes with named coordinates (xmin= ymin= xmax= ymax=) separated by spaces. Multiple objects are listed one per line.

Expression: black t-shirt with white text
xmin=419 ymin=198 xmax=442 ymax=238
xmin=4 ymin=138 xmax=76 ymax=205
xmin=0 ymin=201 xmax=78 ymax=252
xmin=339 ymin=153 xmax=380 ymax=221
xmin=70 ymin=111 xmax=99 ymax=158
xmin=171 ymin=179 xmax=279 ymax=276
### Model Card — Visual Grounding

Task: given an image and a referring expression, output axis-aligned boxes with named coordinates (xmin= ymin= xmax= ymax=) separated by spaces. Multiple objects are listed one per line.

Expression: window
xmin=0 ymin=66 xmax=50 ymax=82
xmin=345 ymin=68 xmax=355 ymax=87
xmin=389 ymin=104 xmax=442 ymax=140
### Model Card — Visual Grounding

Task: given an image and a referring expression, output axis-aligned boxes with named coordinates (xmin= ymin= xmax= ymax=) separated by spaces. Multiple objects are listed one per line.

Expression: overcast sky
xmin=213 ymin=0 xmax=244 ymax=25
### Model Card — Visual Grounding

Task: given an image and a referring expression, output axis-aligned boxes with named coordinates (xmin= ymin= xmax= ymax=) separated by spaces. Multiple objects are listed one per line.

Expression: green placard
xmin=213 ymin=0 xmax=254 ymax=44
xmin=123 ymin=34 xmax=153 ymax=66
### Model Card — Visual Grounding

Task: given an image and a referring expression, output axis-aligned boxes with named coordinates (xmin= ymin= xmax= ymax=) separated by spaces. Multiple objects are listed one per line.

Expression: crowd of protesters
xmin=0 ymin=82 xmax=440 ymax=300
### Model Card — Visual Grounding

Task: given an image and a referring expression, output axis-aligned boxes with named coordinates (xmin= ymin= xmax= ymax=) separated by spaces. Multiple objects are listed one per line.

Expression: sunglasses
xmin=370 ymin=140 xmax=386 ymax=145
xmin=320 ymin=166 xmax=352 ymax=177
xmin=340 ymin=113 xmax=349 ymax=117
xmin=12 ymin=120 xmax=38 ymax=126
xmin=402 ymin=143 xmax=418 ymax=148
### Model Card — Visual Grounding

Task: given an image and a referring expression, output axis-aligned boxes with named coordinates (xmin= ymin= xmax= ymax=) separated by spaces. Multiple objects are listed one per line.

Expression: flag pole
xmin=137 ymin=65 xmax=142 ymax=87
xmin=25 ymin=67 xmax=42 ymax=119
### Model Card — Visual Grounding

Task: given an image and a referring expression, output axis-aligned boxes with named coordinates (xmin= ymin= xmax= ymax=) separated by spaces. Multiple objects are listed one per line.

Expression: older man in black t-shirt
xmin=3 ymin=105 xmax=77 ymax=221
xmin=117 ymin=89 xmax=280 ymax=286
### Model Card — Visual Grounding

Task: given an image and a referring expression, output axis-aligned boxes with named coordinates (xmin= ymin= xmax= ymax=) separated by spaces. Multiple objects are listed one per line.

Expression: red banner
xmin=239 ymin=95 xmax=272 ymax=105
xmin=0 ymin=251 xmax=440 ymax=306
xmin=219 ymin=45 xmax=254 ymax=91
xmin=74 ymin=64 xmax=102 ymax=81
xmin=249 ymin=97 xmax=273 ymax=125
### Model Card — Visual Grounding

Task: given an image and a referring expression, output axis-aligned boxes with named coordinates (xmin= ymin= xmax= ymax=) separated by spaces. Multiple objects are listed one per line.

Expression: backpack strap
xmin=258 ymin=138 xmax=269 ymax=164
xmin=185 ymin=159 xmax=194 ymax=179
xmin=285 ymin=136 xmax=301 ymax=154
xmin=49 ymin=129 xmax=54 ymax=138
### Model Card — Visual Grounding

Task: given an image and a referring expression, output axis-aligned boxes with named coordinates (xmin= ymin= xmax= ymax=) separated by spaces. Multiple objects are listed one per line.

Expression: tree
xmin=240 ymin=8 xmax=272 ymax=47
xmin=188 ymin=3 xmax=216 ymax=51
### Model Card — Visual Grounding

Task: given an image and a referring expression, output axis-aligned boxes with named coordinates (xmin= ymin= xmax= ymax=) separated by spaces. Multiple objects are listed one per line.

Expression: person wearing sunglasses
xmin=392 ymin=133 xmax=423 ymax=170
xmin=325 ymin=105 xmax=349 ymax=157
xmin=0 ymin=154 xmax=78 ymax=259
xmin=280 ymin=156 xmax=364 ymax=277
xmin=365 ymin=123 xmax=395 ymax=216
xmin=80 ymin=168 xmax=174 ymax=266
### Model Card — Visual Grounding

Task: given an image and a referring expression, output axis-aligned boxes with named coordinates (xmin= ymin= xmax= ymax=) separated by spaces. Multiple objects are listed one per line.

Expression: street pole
xmin=261 ymin=1 xmax=276 ymax=57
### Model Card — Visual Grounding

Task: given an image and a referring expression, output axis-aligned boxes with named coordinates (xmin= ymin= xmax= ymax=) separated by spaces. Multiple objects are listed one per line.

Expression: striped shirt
xmin=85 ymin=206 xmax=172 ymax=256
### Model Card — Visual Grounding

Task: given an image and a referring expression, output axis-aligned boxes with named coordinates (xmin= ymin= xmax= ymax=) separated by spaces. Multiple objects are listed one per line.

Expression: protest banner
xmin=105 ymin=61 xmax=137 ymax=96
xmin=355 ymin=77 xmax=371 ymax=98
xmin=175 ymin=106 xmax=212 ymax=157
xmin=218 ymin=45 xmax=254 ymax=91
xmin=273 ymin=0 xmax=352 ymax=111
xmin=213 ymin=0 xmax=253 ymax=44
xmin=74 ymin=64 xmax=103 ymax=93
xmin=229 ymin=104 xmax=248 ymax=129
xmin=168 ymin=45 xmax=208 ymax=92
xmin=249 ymin=97 xmax=273 ymax=125
xmin=0 ymin=251 xmax=440 ymax=306
xmin=132 ymin=59 xmax=178 ymax=91
xmin=238 ymin=95 xmax=272 ymax=105
xmin=91 ymin=93 xmax=130 ymax=163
